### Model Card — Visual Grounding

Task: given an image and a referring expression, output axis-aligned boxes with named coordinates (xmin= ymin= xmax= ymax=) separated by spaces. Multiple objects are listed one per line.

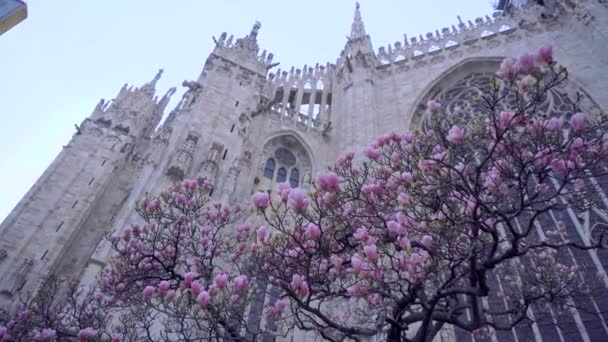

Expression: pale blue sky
xmin=0 ymin=0 xmax=494 ymax=220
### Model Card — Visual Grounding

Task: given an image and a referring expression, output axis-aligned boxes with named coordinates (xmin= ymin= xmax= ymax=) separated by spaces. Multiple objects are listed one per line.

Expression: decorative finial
xmin=141 ymin=68 xmax=164 ymax=93
xmin=350 ymin=1 xmax=366 ymax=39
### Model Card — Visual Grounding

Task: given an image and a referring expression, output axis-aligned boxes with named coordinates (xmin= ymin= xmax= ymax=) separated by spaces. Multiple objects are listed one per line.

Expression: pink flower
xmin=497 ymin=57 xmax=518 ymax=79
xmin=316 ymin=172 xmax=340 ymax=191
xmin=158 ymin=281 xmax=170 ymax=294
xmin=518 ymin=53 xmax=536 ymax=73
xmin=550 ymin=159 xmax=568 ymax=173
xmin=233 ymin=275 xmax=249 ymax=291
xmin=544 ymin=117 xmax=564 ymax=131
xmin=143 ymin=286 xmax=155 ymax=301
xmin=190 ymin=281 xmax=203 ymax=295
xmin=364 ymin=244 xmax=378 ymax=261
xmin=401 ymin=172 xmax=413 ymax=183
xmin=387 ymin=220 xmax=405 ymax=236
xmin=276 ymin=182 xmax=291 ymax=201
xmin=257 ymin=226 xmax=268 ymax=243
xmin=347 ymin=283 xmax=368 ymax=298
xmin=288 ymin=189 xmax=310 ymax=211
xmin=364 ymin=147 xmax=381 ymax=159
xmin=536 ymin=45 xmax=553 ymax=65
xmin=427 ymin=100 xmax=441 ymax=113
xmin=111 ymin=333 xmax=123 ymax=342
xmin=446 ymin=125 xmax=465 ymax=143
xmin=184 ymin=271 xmax=196 ymax=286
xmin=397 ymin=193 xmax=411 ymax=207
xmin=78 ymin=328 xmax=97 ymax=341
xmin=570 ymin=113 xmax=588 ymax=132
xmin=517 ymin=74 xmax=537 ymax=92
xmin=146 ymin=199 xmax=159 ymax=212
xmin=252 ymin=192 xmax=270 ymax=209
xmin=197 ymin=291 xmax=210 ymax=306
xmin=421 ymin=235 xmax=433 ymax=248
xmin=354 ymin=227 xmax=369 ymax=241
xmin=499 ymin=111 xmax=515 ymax=128
xmin=275 ymin=299 xmax=288 ymax=313
xmin=399 ymin=237 xmax=411 ymax=250
xmin=182 ymin=179 xmax=198 ymax=191
xmin=305 ymin=223 xmax=321 ymax=240
xmin=290 ymin=274 xmax=310 ymax=298
xmin=214 ymin=273 xmax=228 ymax=288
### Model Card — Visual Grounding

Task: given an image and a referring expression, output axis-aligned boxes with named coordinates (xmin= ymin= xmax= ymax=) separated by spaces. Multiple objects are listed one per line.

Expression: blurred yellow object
xmin=0 ymin=0 xmax=27 ymax=36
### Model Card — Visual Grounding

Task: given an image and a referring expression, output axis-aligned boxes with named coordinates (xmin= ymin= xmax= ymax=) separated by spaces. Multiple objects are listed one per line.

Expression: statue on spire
xmin=350 ymin=2 xmax=366 ymax=40
xmin=141 ymin=68 xmax=164 ymax=93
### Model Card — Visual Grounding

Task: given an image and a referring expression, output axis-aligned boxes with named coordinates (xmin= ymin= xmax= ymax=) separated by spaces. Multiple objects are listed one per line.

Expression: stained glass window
xmin=263 ymin=158 xmax=275 ymax=179
xmin=277 ymin=167 xmax=287 ymax=183
xmin=275 ymin=148 xmax=297 ymax=167
xmin=289 ymin=168 xmax=300 ymax=188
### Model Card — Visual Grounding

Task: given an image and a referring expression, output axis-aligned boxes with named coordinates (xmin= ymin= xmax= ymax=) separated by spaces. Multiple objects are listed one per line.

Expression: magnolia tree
xmin=1 ymin=47 xmax=608 ymax=342
xmin=250 ymin=46 xmax=608 ymax=341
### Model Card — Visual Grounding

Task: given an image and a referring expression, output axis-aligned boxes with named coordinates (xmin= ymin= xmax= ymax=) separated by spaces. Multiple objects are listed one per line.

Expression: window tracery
xmin=420 ymin=71 xmax=586 ymax=131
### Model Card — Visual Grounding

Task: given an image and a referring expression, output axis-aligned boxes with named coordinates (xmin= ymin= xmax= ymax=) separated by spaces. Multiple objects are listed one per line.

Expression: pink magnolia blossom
xmin=354 ymin=227 xmax=369 ymax=242
xmin=288 ymin=189 xmax=310 ymax=211
xmin=536 ymin=45 xmax=553 ymax=65
xmin=184 ymin=271 xmax=196 ymax=286
xmin=78 ymin=328 xmax=97 ymax=342
xmin=275 ymin=299 xmax=288 ymax=313
xmin=446 ymin=125 xmax=465 ymax=143
xmin=111 ymin=333 xmax=123 ymax=342
xmin=191 ymin=281 xmax=203 ymax=295
xmin=290 ymin=274 xmax=310 ymax=298
xmin=517 ymin=74 xmax=537 ymax=92
xmin=197 ymin=291 xmax=210 ymax=306
xmin=364 ymin=147 xmax=381 ymax=159
xmin=544 ymin=117 xmax=564 ymax=131
xmin=257 ymin=226 xmax=269 ymax=244
xmin=252 ymin=192 xmax=270 ymax=209
xmin=230 ymin=294 xmax=240 ymax=304
xmin=570 ymin=113 xmax=588 ymax=132
xmin=364 ymin=244 xmax=379 ymax=261
xmin=497 ymin=57 xmax=518 ymax=79
xmin=276 ymin=182 xmax=291 ymax=201
xmin=427 ymin=100 xmax=441 ymax=113
xmin=421 ymin=235 xmax=434 ymax=248
xmin=305 ymin=223 xmax=321 ymax=240
xmin=158 ymin=280 xmax=170 ymax=294
xmin=518 ymin=53 xmax=536 ymax=73
xmin=233 ymin=275 xmax=249 ymax=291
xmin=143 ymin=286 xmax=155 ymax=301
xmin=214 ymin=273 xmax=228 ymax=288
xmin=401 ymin=172 xmax=413 ymax=183
xmin=182 ymin=178 xmax=198 ymax=191
xmin=399 ymin=237 xmax=412 ymax=250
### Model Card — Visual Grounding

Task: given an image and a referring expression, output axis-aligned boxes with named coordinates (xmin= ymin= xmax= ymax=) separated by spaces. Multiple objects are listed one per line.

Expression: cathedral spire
xmin=350 ymin=2 xmax=366 ymax=40
xmin=140 ymin=68 xmax=164 ymax=94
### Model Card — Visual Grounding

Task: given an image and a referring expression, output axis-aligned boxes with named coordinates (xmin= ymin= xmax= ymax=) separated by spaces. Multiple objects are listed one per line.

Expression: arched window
xmin=289 ymin=168 xmax=300 ymax=188
xmin=264 ymin=158 xmax=275 ymax=179
xmin=277 ymin=167 xmax=287 ymax=183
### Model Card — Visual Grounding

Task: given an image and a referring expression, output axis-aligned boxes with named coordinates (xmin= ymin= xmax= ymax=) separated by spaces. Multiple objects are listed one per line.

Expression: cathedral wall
xmin=369 ymin=11 xmax=608 ymax=135
xmin=0 ymin=120 xmax=131 ymax=304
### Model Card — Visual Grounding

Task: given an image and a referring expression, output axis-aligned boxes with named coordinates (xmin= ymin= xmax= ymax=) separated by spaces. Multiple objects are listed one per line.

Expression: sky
xmin=0 ymin=0 xmax=495 ymax=220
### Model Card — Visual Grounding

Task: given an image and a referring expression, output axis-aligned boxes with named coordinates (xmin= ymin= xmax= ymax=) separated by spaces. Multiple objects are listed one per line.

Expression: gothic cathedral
xmin=1 ymin=1 xmax=608 ymax=341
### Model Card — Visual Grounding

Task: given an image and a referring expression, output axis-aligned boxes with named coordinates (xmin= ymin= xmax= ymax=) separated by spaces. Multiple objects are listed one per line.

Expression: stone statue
xmin=181 ymin=80 xmax=203 ymax=109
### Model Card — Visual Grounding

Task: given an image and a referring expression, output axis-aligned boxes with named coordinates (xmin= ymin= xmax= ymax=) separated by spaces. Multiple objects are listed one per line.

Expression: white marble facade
xmin=1 ymin=0 xmax=607 ymax=340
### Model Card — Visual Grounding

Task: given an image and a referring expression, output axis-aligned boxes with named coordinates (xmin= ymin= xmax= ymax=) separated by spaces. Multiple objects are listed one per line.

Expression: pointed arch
xmin=408 ymin=57 xmax=504 ymax=129
xmin=289 ymin=168 xmax=300 ymax=188
xmin=276 ymin=167 xmax=287 ymax=183
xmin=263 ymin=158 xmax=275 ymax=179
